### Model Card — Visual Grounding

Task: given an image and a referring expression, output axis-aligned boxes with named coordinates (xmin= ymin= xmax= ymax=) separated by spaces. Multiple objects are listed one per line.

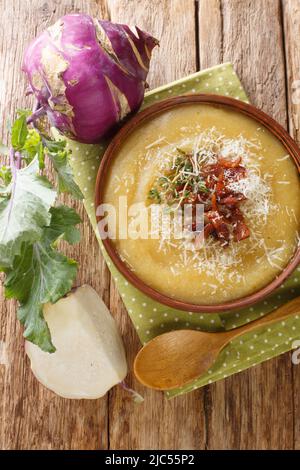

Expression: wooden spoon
xmin=134 ymin=296 xmax=300 ymax=390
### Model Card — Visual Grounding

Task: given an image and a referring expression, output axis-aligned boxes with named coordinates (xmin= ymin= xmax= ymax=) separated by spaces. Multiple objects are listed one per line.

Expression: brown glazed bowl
xmin=95 ymin=94 xmax=300 ymax=313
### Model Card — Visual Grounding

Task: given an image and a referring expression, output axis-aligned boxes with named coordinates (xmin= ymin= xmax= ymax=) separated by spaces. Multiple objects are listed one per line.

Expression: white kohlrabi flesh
xmin=25 ymin=285 xmax=128 ymax=399
xmin=22 ymin=13 xmax=158 ymax=144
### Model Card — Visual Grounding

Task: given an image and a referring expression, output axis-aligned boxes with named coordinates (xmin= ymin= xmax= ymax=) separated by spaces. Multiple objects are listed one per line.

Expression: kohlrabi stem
xmin=9 ymin=148 xmax=16 ymax=177
xmin=26 ymin=104 xmax=46 ymax=125
xmin=119 ymin=380 xmax=144 ymax=403
xmin=15 ymin=151 xmax=22 ymax=170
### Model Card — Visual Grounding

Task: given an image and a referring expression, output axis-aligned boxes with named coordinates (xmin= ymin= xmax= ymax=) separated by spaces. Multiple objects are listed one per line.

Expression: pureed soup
xmin=102 ymin=103 xmax=300 ymax=305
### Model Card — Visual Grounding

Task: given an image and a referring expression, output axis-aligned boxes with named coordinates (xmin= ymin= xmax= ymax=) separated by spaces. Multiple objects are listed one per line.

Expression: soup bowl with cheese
xmin=95 ymin=95 xmax=300 ymax=312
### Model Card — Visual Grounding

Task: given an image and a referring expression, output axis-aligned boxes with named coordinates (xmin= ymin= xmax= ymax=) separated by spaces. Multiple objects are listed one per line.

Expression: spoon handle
xmin=223 ymin=296 xmax=300 ymax=343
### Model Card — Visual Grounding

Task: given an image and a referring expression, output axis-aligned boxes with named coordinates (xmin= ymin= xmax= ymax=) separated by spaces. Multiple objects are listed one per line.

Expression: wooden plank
xmin=106 ymin=0 xmax=206 ymax=450
xmin=0 ymin=0 xmax=110 ymax=450
xmin=282 ymin=0 xmax=300 ymax=450
xmin=198 ymin=0 xmax=294 ymax=449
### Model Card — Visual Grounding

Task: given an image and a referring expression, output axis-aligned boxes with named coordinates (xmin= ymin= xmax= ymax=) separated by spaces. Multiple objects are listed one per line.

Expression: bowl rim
xmin=95 ymin=94 xmax=300 ymax=313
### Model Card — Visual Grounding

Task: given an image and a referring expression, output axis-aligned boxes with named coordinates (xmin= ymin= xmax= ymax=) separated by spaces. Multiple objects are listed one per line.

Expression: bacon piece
xmin=223 ymin=165 xmax=246 ymax=183
xmin=207 ymin=211 xmax=230 ymax=245
xmin=211 ymin=193 xmax=218 ymax=211
xmin=204 ymin=222 xmax=214 ymax=238
xmin=230 ymin=207 xmax=250 ymax=241
xmin=218 ymin=156 xmax=242 ymax=168
xmin=219 ymin=193 xmax=246 ymax=206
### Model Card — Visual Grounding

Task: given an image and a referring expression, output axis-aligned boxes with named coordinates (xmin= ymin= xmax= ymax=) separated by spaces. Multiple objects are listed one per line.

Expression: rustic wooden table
xmin=0 ymin=0 xmax=299 ymax=450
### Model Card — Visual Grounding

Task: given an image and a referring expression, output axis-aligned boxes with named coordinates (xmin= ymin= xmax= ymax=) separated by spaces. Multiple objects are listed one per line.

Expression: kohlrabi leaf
xmin=43 ymin=138 xmax=83 ymax=200
xmin=0 ymin=158 xmax=56 ymax=267
xmin=11 ymin=113 xmax=28 ymax=150
xmin=4 ymin=205 xmax=80 ymax=352
xmin=0 ymin=165 xmax=12 ymax=186
xmin=46 ymin=205 xmax=82 ymax=245
xmin=22 ymin=128 xmax=45 ymax=168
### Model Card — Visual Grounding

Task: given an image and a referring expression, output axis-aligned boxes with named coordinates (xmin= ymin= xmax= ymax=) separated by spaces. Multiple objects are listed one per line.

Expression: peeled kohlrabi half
xmin=25 ymin=285 xmax=127 ymax=399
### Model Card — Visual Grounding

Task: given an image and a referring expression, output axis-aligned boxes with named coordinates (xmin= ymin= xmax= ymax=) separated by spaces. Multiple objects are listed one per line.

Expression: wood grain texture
xmin=0 ymin=0 xmax=111 ymax=450
xmin=283 ymin=0 xmax=300 ymax=450
xmin=198 ymin=0 xmax=294 ymax=450
xmin=0 ymin=0 xmax=299 ymax=450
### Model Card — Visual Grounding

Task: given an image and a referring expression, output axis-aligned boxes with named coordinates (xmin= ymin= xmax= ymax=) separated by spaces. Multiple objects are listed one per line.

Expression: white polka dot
xmin=168 ymin=89 xmax=172 ymax=94
xmin=215 ymin=87 xmax=220 ymax=91
xmin=249 ymin=345 xmax=254 ymax=350
xmin=129 ymin=309 xmax=132 ymax=314
xmin=250 ymin=307 xmax=254 ymax=311
xmin=88 ymin=176 xmax=92 ymax=181
xmin=200 ymin=315 xmax=204 ymax=320
xmin=191 ymin=88 xmax=196 ymax=93
xmin=77 ymin=172 xmax=81 ymax=176
xmin=146 ymin=330 xmax=150 ymax=335
xmin=76 ymin=147 xmax=79 ymax=151
xmin=149 ymin=319 xmax=153 ymax=323
xmin=132 ymin=298 xmax=136 ymax=302
xmin=175 ymin=317 xmax=179 ymax=322
xmin=85 ymin=151 xmax=89 ymax=155
xmin=208 ymin=379 xmax=212 ymax=384
xmin=223 ymin=363 xmax=227 ymax=367
xmin=210 ymin=319 xmax=215 ymax=324
xmin=92 ymin=166 xmax=96 ymax=170
xmin=164 ymin=313 xmax=168 ymax=317
xmin=121 ymin=293 xmax=125 ymax=298
xmin=281 ymin=321 xmax=286 ymax=326
xmin=253 ymin=334 xmax=258 ymax=339
xmin=239 ymin=340 xmax=243 ymax=344
xmin=153 ymin=307 xmax=157 ymax=312
xmin=208 ymin=370 xmax=212 ymax=374
xmin=142 ymin=302 xmax=147 ymax=307
xmin=139 ymin=314 xmax=143 ymax=318
xmin=90 ymin=202 xmax=94 ymax=207
xmin=205 ymin=83 xmax=209 ymax=87
xmin=81 ymin=161 xmax=85 ymax=166
xmin=264 ymin=339 xmax=268 ymax=343
xmin=278 ymin=332 xmax=283 ymax=336
xmin=218 ymin=76 xmax=223 ymax=81
xmin=136 ymin=325 xmax=139 ymax=330
xmin=267 ymin=328 xmax=272 ymax=332
xmin=246 ymin=318 xmax=251 ymax=322
xmin=125 ymin=281 xmax=128 ymax=286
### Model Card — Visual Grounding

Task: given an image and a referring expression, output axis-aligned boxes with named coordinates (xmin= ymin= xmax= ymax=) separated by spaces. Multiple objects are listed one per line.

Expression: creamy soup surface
xmin=103 ymin=104 xmax=300 ymax=304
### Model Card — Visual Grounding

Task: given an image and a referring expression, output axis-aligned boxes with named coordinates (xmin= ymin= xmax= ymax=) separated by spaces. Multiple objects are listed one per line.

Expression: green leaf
xmin=11 ymin=113 xmax=28 ymax=150
xmin=46 ymin=205 xmax=81 ymax=245
xmin=0 ymin=158 xmax=56 ymax=267
xmin=4 ymin=206 xmax=80 ymax=352
xmin=22 ymin=128 xmax=45 ymax=167
xmin=0 ymin=165 xmax=12 ymax=185
xmin=48 ymin=148 xmax=84 ymax=200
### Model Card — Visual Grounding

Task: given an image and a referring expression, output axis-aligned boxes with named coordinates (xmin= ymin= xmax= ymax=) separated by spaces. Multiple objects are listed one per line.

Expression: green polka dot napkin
xmin=66 ymin=63 xmax=300 ymax=398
